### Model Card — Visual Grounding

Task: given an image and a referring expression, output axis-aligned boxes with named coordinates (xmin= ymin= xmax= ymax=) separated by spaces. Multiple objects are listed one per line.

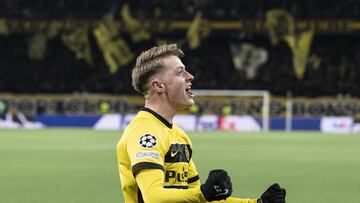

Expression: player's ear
xmin=150 ymin=79 xmax=165 ymax=93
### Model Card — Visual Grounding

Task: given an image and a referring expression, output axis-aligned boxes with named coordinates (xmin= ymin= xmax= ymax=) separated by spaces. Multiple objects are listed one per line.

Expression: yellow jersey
xmin=116 ymin=108 xmax=257 ymax=203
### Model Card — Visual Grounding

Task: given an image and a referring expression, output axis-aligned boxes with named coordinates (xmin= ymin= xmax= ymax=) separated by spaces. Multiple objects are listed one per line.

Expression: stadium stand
xmin=0 ymin=0 xmax=359 ymax=96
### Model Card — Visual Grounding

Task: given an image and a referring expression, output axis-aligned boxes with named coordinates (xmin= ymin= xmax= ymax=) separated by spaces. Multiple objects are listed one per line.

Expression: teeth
xmin=186 ymin=84 xmax=193 ymax=97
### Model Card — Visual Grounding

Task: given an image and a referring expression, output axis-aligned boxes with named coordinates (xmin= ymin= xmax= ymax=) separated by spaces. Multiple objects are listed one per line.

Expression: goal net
xmin=191 ymin=89 xmax=270 ymax=132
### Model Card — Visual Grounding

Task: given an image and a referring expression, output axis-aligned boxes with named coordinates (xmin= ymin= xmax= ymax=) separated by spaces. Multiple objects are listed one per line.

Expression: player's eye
xmin=177 ymin=69 xmax=183 ymax=75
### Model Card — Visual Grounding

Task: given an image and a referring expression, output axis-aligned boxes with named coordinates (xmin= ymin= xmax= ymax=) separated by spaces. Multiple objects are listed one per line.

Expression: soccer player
xmin=116 ymin=44 xmax=286 ymax=203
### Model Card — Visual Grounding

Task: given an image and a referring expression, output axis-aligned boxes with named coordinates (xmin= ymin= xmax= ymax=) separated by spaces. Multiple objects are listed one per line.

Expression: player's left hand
xmin=257 ymin=183 xmax=286 ymax=203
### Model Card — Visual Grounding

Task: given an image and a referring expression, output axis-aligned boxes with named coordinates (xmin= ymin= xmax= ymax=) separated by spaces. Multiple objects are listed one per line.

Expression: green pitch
xmin=1 ymin=129 xmax=359 ymax=203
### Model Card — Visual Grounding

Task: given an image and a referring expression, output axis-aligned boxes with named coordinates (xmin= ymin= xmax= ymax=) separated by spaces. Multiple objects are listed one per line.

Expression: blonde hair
xmin=132 ymin=44 xmax=184 ymax=94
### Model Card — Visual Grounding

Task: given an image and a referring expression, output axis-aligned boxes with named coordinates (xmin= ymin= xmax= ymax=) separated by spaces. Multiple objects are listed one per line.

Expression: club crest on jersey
xmin=139 ymin=134 xmax=157 ymax=148
xmin=184 ymin=145 xmax=190 ymax=161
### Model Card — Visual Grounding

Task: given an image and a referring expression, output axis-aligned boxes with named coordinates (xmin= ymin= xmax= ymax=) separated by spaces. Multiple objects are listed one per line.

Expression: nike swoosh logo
xmin=215 ymin=189 xmax=229 ymax=197
xmin=170 ymin=151 xmax=178 ymax=157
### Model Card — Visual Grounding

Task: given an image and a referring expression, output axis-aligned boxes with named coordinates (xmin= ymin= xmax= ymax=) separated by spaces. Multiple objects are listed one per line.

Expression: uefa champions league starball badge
xmin=139 ymin=134 xmax=157 ymax=148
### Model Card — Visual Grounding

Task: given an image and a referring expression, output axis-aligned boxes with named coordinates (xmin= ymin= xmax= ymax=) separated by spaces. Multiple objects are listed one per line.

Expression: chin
xmin=187 ymin=99 xmax=195 ymax=106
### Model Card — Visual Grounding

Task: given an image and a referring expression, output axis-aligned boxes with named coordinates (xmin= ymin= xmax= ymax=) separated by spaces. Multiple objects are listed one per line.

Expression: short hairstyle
xmin=132 ymin=44 xmax=184 ymax=94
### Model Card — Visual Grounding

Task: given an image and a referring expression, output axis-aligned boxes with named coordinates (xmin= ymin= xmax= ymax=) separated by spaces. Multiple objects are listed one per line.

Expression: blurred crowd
xmin=1 ymin=0 xmax=359 ymax=19
xmin=0 ymin=0 xmax=360 ymax=97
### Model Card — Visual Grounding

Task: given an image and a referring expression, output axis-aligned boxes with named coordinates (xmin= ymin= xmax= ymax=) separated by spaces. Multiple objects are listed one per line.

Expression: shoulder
xmin=122 ymin=117 xmax=169 ymax=149
xmin=125 ymin=116 xmax=166 ymax=138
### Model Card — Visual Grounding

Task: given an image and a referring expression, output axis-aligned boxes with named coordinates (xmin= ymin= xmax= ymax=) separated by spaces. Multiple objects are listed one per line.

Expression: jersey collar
xmin=142 ymin=108 xmax=173 ymax=129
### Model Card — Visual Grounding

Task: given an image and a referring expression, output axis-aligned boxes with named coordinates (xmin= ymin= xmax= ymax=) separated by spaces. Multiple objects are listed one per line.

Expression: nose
xmin=186 ymin=70 xmax=194 ymax=81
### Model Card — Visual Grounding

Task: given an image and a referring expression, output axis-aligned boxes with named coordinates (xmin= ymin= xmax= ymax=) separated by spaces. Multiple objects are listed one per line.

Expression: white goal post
xmin=192 ymin=89 xmax=270 ymax=132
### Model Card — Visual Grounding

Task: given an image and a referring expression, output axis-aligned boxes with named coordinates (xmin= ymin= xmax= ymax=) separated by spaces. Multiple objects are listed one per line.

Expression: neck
xmin=144 ymin=98 xmax=176 ymax=124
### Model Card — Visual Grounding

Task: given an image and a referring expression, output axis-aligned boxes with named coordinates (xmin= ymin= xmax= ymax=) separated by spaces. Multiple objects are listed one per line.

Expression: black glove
xmin=200 ymin=169 xmax=233 ymax=201
xmin=257 ymin=183 xmax=286 ymax=203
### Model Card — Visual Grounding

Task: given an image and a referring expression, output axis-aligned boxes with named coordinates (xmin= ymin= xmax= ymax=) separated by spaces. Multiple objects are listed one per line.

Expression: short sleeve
xmin=126 ymin=123 xmax=167 ymax=174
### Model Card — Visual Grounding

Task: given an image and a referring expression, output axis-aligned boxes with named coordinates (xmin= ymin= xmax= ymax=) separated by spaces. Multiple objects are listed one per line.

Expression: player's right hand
xmin=257 ymin=183 xmax=286 ymax=203
xmin=200 ymin=169 xmax=233 ymax=201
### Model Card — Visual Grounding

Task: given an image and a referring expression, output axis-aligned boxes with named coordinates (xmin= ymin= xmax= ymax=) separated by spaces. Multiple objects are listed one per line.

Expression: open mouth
xmin=185 ymin=84 xmax=194 ymax=97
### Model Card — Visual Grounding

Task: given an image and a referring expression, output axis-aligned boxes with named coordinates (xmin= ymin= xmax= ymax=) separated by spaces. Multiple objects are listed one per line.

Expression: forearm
xmin=136 ymin=169 xmax=207 ymax=203
xmin=189 ymin=179 xmax=257 ymax=203
xmin=212 ymin=197 xmax=257 ymax=203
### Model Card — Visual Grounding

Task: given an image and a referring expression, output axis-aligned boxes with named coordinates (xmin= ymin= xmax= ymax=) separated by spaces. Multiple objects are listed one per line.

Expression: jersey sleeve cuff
xmin=188 ymin=175 xmax=199 ymax=184
xmin=132 ymin=162 xmax=164 ymax=174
